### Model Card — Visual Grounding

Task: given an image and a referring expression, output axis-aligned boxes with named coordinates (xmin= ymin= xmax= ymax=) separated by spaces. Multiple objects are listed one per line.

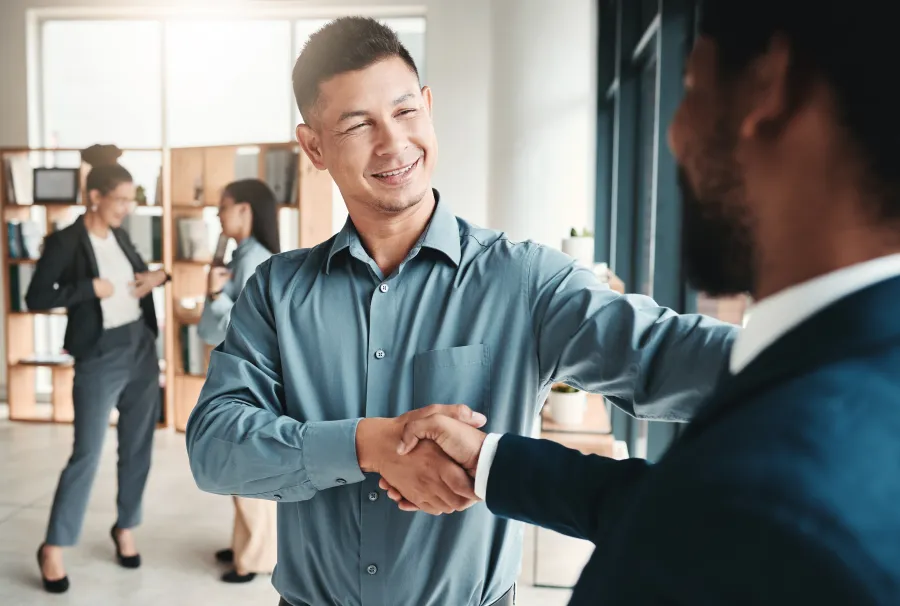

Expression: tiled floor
xmin=0 ymin=417 xmax=585 ymax=606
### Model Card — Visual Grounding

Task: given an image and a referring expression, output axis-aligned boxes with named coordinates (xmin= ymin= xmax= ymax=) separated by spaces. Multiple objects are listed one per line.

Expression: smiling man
xmin=185 ymin=17 xmax=736 ymax=606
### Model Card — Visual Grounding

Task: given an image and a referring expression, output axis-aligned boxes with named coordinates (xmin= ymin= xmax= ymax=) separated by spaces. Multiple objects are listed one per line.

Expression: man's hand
xmin=130 ymin=269 xmax=167 ymax=299
xmin=380 ymin=414 xmax=488 ymax=513
xmin=356 ymin=404 xmax=486 ymax=515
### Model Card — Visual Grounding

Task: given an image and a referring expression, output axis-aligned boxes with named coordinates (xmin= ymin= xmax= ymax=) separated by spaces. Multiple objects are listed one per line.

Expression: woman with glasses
xmin=197 ymin=178 xmax=280 ymax=584
xmin=27 ymin=144 xmax=169 ymax=594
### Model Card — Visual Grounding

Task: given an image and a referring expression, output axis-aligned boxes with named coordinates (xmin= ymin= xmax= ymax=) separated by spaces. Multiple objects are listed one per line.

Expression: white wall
xmin=488 ymin=0 xmax=598 ymax=248
xmin=0 ymin=0 xmax=597 ymax=391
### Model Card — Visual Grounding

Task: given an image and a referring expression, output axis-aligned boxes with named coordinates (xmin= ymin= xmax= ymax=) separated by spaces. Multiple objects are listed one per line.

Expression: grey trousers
xmin=45 ymin=319 xmax=160 ymax=547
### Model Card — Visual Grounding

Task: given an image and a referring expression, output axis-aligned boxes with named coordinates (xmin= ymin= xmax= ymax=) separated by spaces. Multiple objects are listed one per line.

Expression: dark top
xmin=487 ymin=275 xmax=900 ymax=605
xmin=25 ymin=216 xmax=158 ymax=360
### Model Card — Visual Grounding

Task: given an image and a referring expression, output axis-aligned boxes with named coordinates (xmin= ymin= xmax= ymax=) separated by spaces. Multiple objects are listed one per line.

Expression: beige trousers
xmin=232 ymin=496 xmax=277 ymax=574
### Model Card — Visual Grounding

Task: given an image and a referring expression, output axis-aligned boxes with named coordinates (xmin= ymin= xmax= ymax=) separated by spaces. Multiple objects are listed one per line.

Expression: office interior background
xmin=0 ymin=0 xmax=747 ymax=604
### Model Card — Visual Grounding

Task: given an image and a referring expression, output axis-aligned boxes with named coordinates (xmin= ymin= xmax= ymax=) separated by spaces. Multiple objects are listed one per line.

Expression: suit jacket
xmin=488 ymin=276 xmax=900 ymax=605
xmin=25 ymin=216 xmax=158 ymax=360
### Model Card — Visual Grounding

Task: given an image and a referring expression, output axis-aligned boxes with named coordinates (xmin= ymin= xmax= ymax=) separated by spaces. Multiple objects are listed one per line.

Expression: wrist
xmin=356 ymin=417 xmax=399 ymax=473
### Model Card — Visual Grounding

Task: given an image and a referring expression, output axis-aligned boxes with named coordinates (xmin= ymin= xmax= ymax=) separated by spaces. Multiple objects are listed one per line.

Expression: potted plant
xmin=547 ymin=383 xmax=587 ymax=425
xmin=562 ymin=227 xmax=595 ymax=268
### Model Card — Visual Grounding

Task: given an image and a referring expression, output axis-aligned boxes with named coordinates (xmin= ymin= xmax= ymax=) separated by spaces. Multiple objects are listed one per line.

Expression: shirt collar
xmin=325 ymin=189 xmax=460 ymax=273
xmin=729 ymin=253 xmax=900 ymax=374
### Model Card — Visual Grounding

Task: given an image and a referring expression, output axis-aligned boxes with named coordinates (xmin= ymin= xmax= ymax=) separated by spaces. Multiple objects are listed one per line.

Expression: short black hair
xmin=292 ymin=16 xmax=419 ymax=124
xmin=699 ymin=0 xmax=900 ymax=217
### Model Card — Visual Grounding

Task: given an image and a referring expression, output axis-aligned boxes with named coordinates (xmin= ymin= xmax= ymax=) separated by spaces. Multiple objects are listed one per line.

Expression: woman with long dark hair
xmin=197 ymin=178 xmax=280 ymax=583
xmin=29 ymin=144 xmax=169 ymax=593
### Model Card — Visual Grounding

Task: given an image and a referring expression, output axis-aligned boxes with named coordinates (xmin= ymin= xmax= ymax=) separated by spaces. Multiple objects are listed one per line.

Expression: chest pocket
xmin=413 ymin=344 xmax=491 ymax=419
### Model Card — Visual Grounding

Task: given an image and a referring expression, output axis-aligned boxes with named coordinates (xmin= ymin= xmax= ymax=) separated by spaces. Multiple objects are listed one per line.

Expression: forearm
xmin=485 ymin=434 xmax=649 ymax=542
xmin=197 ymin=293 xmax=233 ymax=346
xmin=25 ymin=277 xmax=95 ymax=310
xmin=185 ymin=395 xmax=366 ymax=501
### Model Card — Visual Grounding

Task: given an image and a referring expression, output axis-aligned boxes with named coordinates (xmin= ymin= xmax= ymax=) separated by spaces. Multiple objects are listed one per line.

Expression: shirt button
xmin=273 ymin=494 xmax=282 ymax=501
xmin=379 ymin=283 xmax=389 ymax=293
xmin=374 ymin=349 xmax=386 ymax=359
xmin=367 ymin=564 xmax=378 ymax=575
xmin=336 ymin=478 xmax=346 ymax=485
xmin=368 ymin=491 xmax=379 ymax=502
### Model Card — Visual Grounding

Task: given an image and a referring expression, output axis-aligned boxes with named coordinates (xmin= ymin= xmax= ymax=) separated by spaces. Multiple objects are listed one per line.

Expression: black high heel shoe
xmin=37 ymin=544 xmax=70 ymax=594
xmin=110 ymin=525 xmax=141 ymax=569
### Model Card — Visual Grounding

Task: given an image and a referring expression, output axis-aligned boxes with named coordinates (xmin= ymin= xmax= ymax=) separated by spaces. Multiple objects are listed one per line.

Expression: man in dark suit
xmin=380 ymin=0 xmax=900 ymax=603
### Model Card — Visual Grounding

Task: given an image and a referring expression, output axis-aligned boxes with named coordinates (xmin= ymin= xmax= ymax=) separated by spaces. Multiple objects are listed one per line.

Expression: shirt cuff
xmin=474 ymin=433 xmax=503 ymax=500
xmin=302 ymin=418 xmax=367 ymax=491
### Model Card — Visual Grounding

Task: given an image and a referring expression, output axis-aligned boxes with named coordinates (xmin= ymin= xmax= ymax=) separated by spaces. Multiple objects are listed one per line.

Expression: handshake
xmin=355 ymin=404 xmax=490 ymax=516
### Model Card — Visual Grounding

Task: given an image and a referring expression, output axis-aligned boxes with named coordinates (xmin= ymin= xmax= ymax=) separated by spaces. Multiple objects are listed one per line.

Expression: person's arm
xmin=198 ymin=247 xmax=268 ymax=346
xmin=484 ymin=434 xmax=648 ymax=541
xmin=25 ymin=231 xmax=97 ymax=310
xmin=528 ymin=245 xmax=737 ymax=421
xmin=185 ymin=260 xmax=366 ymax=502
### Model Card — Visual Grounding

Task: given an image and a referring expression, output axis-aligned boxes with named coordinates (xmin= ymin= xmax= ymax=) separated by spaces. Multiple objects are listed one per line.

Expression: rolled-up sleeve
xmin=528 ymin=245 xmax=737 ymax=422
xmin=185 ymin=260 xmax=366 ymax=502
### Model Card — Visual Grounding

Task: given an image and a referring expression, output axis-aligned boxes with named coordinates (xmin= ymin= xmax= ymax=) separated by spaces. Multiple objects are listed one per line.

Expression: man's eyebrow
xmin=338 ymin=109 xmax=369 ymax=123
xmin=393 ymin=93 xmax=416 ymax=105
xmin=337 ymin=93 xmax=418 ymax=123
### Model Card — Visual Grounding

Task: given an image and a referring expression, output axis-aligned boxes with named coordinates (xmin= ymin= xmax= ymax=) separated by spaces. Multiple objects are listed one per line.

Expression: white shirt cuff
xmin=474 ymin=433 xmax=503 ymax=500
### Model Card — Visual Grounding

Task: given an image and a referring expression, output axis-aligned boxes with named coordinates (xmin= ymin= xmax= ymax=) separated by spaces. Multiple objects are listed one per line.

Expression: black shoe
xmin=37 ymin=544 xmax=70 ymax=594
xmin=215 ymin=548 xmax=234 ymax=564
xmin=221 ymin=570 xmax=257 ymax=583
xmin=110 ymin=526 xmax=141 ymax=569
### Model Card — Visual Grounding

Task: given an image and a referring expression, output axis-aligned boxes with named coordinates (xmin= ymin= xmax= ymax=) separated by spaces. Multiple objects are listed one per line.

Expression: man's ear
xmin=421 ymin=85 xmax=433 ymax=117
xmin=740 ymin=34 xmax=792 ymax=141
xmin=296 ymin=123 xmax=326 ymax=170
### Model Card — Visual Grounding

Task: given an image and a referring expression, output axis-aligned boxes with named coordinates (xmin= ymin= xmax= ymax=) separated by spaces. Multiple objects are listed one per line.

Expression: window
xmin=165 ymin=20 xmax=293 ymax=147
xmin=41 ymin=20 xmax=163 ymax=148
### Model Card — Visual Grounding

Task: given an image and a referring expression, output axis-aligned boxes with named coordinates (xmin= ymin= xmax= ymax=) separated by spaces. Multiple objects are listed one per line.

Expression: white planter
xmin=562 ymin=236 xmax=595 ymax=268
xmin=547 ymin=390 xmax=587 ymax=425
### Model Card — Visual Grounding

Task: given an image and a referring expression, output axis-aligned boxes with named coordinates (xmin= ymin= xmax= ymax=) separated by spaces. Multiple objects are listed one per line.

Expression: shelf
xmin=16 ymin=358 xmax=74 ymax=368
xmin=174 ymin=259 xmax=213 ymax=266
xmin=9 ymin=309 xmax=66 ymax=316
xmin=172 ymin=202 xmax=219 ymax=209
xmin=7 ymin=258 xmax=38 ymax=265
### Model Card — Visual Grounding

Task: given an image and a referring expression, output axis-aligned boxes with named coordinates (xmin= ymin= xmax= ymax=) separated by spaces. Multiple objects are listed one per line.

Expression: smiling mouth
xmin=372 ymin=158 xmax=420 ymax=180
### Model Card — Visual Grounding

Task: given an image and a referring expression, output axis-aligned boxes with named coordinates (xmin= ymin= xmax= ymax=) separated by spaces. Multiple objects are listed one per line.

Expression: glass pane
xmin=41 ymin=20 xmax=162 ymax=148
xmin=165 ymin=20 xmax=293 ymax=146
xmin=634 ymin=49 xmax=658 ymax=296
xmin=641 ymin=0 xmax=659 ymax=31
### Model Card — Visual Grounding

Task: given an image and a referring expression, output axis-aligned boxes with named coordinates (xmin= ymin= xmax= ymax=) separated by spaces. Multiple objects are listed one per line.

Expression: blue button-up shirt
xmin=186 ymin=193 xmax=736 ymax=606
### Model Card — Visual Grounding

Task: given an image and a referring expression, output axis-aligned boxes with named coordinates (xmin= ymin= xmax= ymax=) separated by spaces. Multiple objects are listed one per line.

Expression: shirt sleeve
xmin=527 ymin=244 xmax=737 ymax=421
xmin=185 ymin=260 xmax=366 ymax=502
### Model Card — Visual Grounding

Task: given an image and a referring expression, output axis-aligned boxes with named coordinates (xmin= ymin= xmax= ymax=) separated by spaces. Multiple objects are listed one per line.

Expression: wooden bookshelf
xmin=165 ymin=142 xmax=333 ymax=431
xmin=0 ymin=147 xmax=169 ymax=426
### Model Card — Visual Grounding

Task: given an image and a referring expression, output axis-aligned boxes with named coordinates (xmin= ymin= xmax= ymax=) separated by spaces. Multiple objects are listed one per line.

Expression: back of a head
xmin=224 ymin=178 xmax=280 ymax=254
xmin=81 ymin=144 xmax=132 ymax=196
xmin=292 ymin=16 xmax=419 ymax=123
xmin=699 ymin=0 xmax=898 ymax=215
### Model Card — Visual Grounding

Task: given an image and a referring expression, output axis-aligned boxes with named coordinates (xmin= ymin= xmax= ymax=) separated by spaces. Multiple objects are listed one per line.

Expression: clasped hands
xmin=356 ymin=404 xmax=489 ymax=516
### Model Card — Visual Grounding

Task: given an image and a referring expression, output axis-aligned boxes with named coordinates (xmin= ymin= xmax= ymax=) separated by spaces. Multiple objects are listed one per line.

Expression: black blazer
xmin=487 ymin=276 xmax=900 ymax=605
xmin=25 ymin=216 xmax=158 ymax=360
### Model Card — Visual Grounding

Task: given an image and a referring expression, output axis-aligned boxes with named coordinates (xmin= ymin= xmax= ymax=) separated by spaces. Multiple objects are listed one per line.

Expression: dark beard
xmin=679 ymin=167 xmax=754 ymax=296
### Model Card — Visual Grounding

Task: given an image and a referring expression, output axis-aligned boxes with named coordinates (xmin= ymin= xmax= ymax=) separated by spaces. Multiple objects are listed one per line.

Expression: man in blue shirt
xmin=186 ymin=16 xmax=736 ymax=606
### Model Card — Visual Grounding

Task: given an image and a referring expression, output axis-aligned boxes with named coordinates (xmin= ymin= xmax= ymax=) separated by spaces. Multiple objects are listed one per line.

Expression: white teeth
xmin=377 ymin=161 xmax=416 ymax=178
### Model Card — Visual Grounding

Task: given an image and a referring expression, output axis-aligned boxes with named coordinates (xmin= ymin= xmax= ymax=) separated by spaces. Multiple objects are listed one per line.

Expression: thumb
xmin=397 ymin=416 xmax=445 ymax=455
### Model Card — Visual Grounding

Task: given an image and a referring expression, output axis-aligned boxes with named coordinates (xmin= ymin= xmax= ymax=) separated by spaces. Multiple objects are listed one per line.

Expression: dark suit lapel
xmin=681 ymin=275 xmax=900 ymax=441
xmin=112 ymin=228 xmax=144 ymax=272
xmin=75 ymin=217 xmax=100 ymax=278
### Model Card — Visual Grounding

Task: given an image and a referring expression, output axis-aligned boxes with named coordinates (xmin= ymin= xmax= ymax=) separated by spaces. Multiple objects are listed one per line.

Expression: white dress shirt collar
xmin=729 ymin=254 xmax=900 ymax=374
